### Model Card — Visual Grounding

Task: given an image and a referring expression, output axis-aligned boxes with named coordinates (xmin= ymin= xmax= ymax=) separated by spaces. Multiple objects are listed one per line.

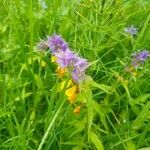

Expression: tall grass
xmin=0 ymin=0 xmax=150 ymax=149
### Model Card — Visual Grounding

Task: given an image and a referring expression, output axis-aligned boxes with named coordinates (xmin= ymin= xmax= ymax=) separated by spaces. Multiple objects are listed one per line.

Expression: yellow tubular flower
xmin=56 ymin=67 xmax=66 ymax=77
xmin=65 ymin=85 xmax=77 ymax=97
xmin=68 ymin=93 xmax=77 ymax=104
xmin=73 ymin=106 xmax=81 ymax=114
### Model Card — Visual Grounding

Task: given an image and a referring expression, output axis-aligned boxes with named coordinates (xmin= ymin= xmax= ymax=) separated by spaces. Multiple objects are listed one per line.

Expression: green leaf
xmin=89 ymin=131 xmax=104 ymax=150
xmin=132 ymin=102 xmax=150 ymax=129
xmin=81 ymin=75 xmax=112 ymax=94
xmin=30 ymin=110 xmax=36 ymax=121
xmin=139 ymin=148 xmax=150 ymax=150
xmin=15 ymin=92 xmax=32 ymax=101
xmin=91 ymin=81 xmax=112 ymax=94
xmin=93 ymin=101 xmax=109 ymax=131
xmin=127 ymin=141 xmax=136 ymax=150
xmin=85 ymin=88 xmax=93 ymax=140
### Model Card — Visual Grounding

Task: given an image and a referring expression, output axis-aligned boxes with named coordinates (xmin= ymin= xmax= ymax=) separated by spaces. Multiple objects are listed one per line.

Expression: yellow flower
xmin=41 ymin=60 xmax=46 ymax=67
xmin=65 ymin=85 xmax=78 ymax=104
xmin=56 ymin=67 xmax=66 ymax=77
xmin=73 ymin=106 xmax=81 ymax=114
xmin=51 ymin=56 xmax=57 ymax=63
xmin=61 ymin=80 xmax=78 ymax=104
xmin=68 ymin=93 xmax=77 ymax=104
xmin=65 ymin=85 xmax=77 ymax=97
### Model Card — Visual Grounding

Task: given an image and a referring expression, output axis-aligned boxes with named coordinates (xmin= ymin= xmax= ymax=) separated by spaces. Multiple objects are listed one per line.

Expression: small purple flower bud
xmin=124 ymin=25 xmax=138 ymax=36
xmin=131 ymin=50 xmax=150 ymax=68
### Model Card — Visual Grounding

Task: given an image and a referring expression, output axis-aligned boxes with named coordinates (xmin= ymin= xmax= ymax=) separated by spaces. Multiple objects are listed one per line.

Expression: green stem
xmin=37 ymin=99 xmax=66 ymax=150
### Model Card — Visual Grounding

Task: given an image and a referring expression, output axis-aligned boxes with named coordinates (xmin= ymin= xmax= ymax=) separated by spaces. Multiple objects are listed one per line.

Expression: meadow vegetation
xmin=0 ymin=0 xmax=150 ymax=149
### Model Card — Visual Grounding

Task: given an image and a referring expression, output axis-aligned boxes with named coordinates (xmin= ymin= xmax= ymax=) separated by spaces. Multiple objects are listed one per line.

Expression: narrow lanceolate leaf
xmin=86 ymin=88 xmax=93 ymax=141
xmin=93 ymin=101 xmax=109 ymax=131
xmin=139 ymin=148 xmax=150 ymax=150
xmin=37 ymin=97 xmax=66 ymax=150
xmin=132 ymin=101 xmax=150 ymax=129
xmin=80 ymin=84 xmax=94 ymax=141
xmin=82 ymin=75 xmax=112 ymax=94
xmin=89 ymin=131 xmax=104 ymax=150
xmin=91 ymin=81 xmax=112 ymax=94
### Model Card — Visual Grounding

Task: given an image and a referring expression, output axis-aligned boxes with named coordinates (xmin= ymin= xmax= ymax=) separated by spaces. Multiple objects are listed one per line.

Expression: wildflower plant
xmin=38 ymin=34 xmax=90 ymax=113
xmin=36 ymin=34 xmax=104 ymax=150
xmin=131 ymin=50 xmax=150 ymax=68
xmin=126 ymin=50 xmax=150 ymax=76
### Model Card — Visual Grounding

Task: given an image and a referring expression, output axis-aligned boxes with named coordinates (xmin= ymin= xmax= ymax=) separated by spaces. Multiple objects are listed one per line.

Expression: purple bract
xmin=71 ymin=57 xmax=89 ymax=82
xmin=55 ymin=49 xmax=76 ymax=68
xmin=38 ymin=34 xmax=89 ymax=83
xmin=47 ymin=34 xmax=68 ymax=53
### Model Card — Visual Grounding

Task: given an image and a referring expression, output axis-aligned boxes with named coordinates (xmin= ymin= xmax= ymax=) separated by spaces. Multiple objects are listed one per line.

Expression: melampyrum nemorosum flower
xmin=125 ymin=50 xmax=150 ymax=76
xmin=37 ymin=34 xmax=90 ymax=113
